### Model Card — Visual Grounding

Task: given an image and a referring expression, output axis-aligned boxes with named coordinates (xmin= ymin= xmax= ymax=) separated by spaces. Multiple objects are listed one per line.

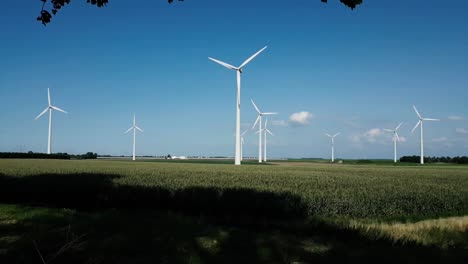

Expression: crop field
xmin=0 ymin=159 xmax=467 ymax=263
xmin=1 ymin=159 xmax=467 ymax=220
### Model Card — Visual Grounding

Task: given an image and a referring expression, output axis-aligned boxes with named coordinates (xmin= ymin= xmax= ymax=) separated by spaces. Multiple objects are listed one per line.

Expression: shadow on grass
xmin=0 ymin=173 xmax=306 ymax=220
xmin=1 ymin=207 xmax=467 ymax=264
xmin=0 ymin=173 xmax=467 ymax=263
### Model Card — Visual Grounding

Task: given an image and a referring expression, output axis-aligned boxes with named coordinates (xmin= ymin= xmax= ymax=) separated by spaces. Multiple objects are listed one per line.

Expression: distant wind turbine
xmin=325 ymin=133 xmax=340 ymax=163
xmin=262 ymin=119 xmax=274 ymax=162
xmin=411 ymin=106 xmax=439 ymax=165
xmin=241 ymin=129 xmax=248 ymax=161
xmin=251 ymin=99 xmax=277 ymax=163
xmin=384 ymin=123 xmax=403 ymax=163
xmin=209 ymin=46 xmax=267 ymax=165
xmin=35 ymin=88 xmax=68 ymax=154
xmin=125 ymin=114 xmax=143 ymax=161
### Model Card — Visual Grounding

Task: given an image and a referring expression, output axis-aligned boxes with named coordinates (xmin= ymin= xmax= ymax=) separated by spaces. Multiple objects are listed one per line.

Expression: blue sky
xmin=0 ymin=0 xmax=467 ymax=159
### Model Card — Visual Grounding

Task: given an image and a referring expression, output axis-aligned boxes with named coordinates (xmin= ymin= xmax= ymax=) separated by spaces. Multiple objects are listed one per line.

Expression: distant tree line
xmin=77 ymin=152 xmax=99 ymax=159
xmin=400 ymin=156 xmax=468 ymax=164
xmin=0 ymin=152 xmax=98 ymax=160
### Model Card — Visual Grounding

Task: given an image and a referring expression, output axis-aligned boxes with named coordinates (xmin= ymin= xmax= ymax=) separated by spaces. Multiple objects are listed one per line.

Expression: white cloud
xmin=365 ymin=128 xmax=383 ymax=137
xmin=432 ymin=137 xmax=448 ymax=143
xmin=398 ymin=136 xmax=407 ymax=143
xmin=350 ymin=128 xmax=389 ymax=145
xmin=448 ymin=116 xmax=464 ymax=120
xmin=363 ymin=128 xmax=383 ymax=142
xmin=272 ymin=120 xmax=288 ymax=127
xmin=456 ymin=128 xmax=468 ymax=134
xmin=288 ymin=111 xmax=314 ymax=126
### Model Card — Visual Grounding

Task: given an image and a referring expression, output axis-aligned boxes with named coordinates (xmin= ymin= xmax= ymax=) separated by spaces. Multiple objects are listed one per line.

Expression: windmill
xmin=35 ymin=88 xmax=68 ymax=154
xmin=209 ymin=46 xmax=267 ymax=165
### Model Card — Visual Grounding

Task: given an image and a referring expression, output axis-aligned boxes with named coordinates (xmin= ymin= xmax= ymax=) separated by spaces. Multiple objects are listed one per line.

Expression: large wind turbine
xmin=240 ymin=129 xmax=248 ymax=161
xmin=411 ymin=106 xmax=439 ymax=165
xmin=251 ymin=99 xmax=277 ymax=163
xmin=209 ymin=46 xmax=267 ymax=165
xmin=384 ymin=123 xmax=403 ymax=163
xmin=125 ymin=114 xmax=143 ymax=161
xmin=325 ymin=133 xmax=340 ymax=163
xmin=35 ymin=88 xmax=68 ymax=154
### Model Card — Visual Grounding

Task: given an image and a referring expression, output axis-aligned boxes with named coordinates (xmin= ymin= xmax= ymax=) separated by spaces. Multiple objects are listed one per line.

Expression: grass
xmin=0 ymin=159 xmax=467 ymax=263
xmin=1 ymin=159 xmax=467 ymax=220
xmin=1 ymin=204 xmax=467 ymax=263
xmin=348 ymin=216 xmax=468 ymax=248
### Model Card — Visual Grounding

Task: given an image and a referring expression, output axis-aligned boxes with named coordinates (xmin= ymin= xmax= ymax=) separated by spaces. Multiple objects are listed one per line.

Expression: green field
xmin=0 ymin=159 xmax=467 ymax=263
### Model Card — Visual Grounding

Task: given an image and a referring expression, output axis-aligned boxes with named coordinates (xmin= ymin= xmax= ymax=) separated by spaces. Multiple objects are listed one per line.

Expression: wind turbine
xmin=411 ymin=106 xmax=439 ymax=165
xmin=384 ymin=123 xmax=403 ymax=163
xmin=240 ymin=129 xmax=248 ymax=161
xmin=325 ymin=133 xmax=340 ymax=163
xmin=125 ymin=114 xmax=143 ymax=161
xmin=262 ymin=119 xmax=274 ymax=162
xmin=251 ymin=99 xmax=277 ymax=163
xmin=35 ymin=88 xmax=68 ymax=154
xmin=209 ymin=46 xmax=267 ymax=165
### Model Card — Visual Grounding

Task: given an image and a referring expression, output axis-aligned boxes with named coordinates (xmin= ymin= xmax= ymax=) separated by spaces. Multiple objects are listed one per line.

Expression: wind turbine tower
xmin=411 ymin=106 xmax=439 ymax=164
xmin=263 ymin=119 xmax=274 ymax=162
xmin=325 ymin=133 xmax=340 ymax=163
xmin=35 ymin=88 xmax=68 ymax=154
xmin=125 ymin=114 xmax=144 ymax=161
xmin=251 ymin=99 xmax=277 ymax=163
xmin=209 ymin=46 xmax=267 ymax=165
xmin=241 ymin=129 xmax=248 ymax=161
xmin=384 ymin=123 xmax=403 ymax=163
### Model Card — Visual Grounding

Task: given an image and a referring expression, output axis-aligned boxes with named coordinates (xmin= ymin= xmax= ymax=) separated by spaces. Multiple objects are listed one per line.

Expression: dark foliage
xmin=37 ymin=0 xmax=362 ymax=26
xmin=0 ymin=152 xmax=71 ymax=159
xmin=0 ymin=152 xmax=98 ymax=160
xmin=400 ymin=156 xmax=468 ymax=164
xmin=321 ymin=0 xmax=363 ymax=9
xmin=77 ymin=152 xmax=98 ymax=159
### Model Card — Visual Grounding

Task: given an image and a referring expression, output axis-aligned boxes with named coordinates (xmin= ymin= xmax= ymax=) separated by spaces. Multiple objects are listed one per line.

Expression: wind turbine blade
xmin=383 ymin=129 xmax=393 ymax=132
xmin=35 ymin=107 xmax=49 ymax=120
xmin=135 ymin=126 xmax=144 ymax=132
xmin=396 ymin=122 xmax=403 ymax=131
xmin=395 ymin=132 xmax=401 ymax=142
xmin=413 ymin=105 xmax=422 ymax=119
xmin=411 ymin=121 xmax=421 ymax=133
xmin=265 ymin=119 xmax=268 ymax=129
xmin=252 ymin=116 xmax=260 ymax=129
xmin=262 ymin=112 xmax=278 ymax=115
xmin=266 ymin=129 xmax=274 ymax=136
xmin=255 ymin=130 xmax=261 ymax=134
xmin=423 ymin=118 xmax=440 ymax=121
xmin=51 ymin=106 xmax=67 ymax=114
xmin=47 ymin=88 xmax=51 ymax=106
xmin=208 ymin=57 xmax=237 ymax=70
xmin=125 ymin=127 xmax=133 ymax=134
xmin=241 ymin=129 xmax=248 ymax=136
xmin=333 ymin=133 xmax=341 ymax=137
xmin=239 ymin=46 xmax=267 ymax=69
xmin=251 ymin=99 xmax=261 ymax=113
xmin=325 ymin=133 xmax=332 ymax=137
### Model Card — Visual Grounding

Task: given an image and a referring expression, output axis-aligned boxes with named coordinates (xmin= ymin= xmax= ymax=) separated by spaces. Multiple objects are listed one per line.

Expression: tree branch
xmin=37 ymin=0 xmax=361 ymax=26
